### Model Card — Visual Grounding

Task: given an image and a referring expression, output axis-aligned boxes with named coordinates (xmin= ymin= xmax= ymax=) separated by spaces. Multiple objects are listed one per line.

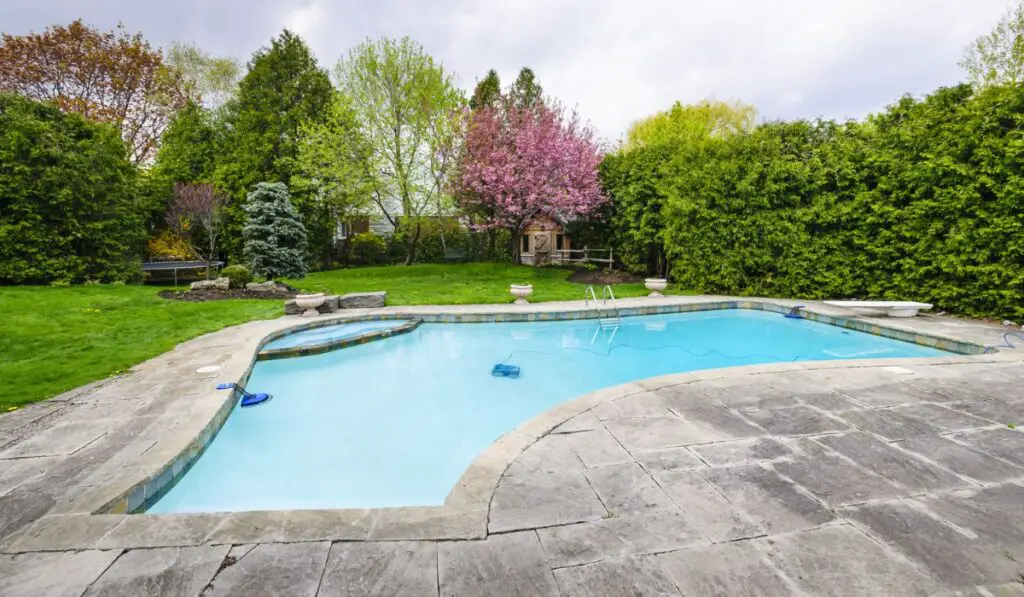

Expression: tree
xmin=336 ymin=37 xmax=465 ymax=265
xmin=293 ymin=92 xmax=374 ymax=267
xmin=216 ymin=30 xmax=333 ymax=259
xmin=456 ymin=99 xmax=607 ymax=264
xmin=166 ymin=41 xmax=241 ymax=108
xmin=623 ymin=99 xmax=755 ymax=151
xmin=166 ymin=182 xmax=223 ymax=277
xmin=510 ymin=67 xmax=543 ymax=108
xmin=0 ymin=93 xmax=143 ymax=283
xmin=469 ymin=69 xmax=502 ymax=110
xmin=243 ymin=182 xmax=308 ymax=279
xmin=0 ymin=20 xmax=191 ymax=163
xmin=961 ymin=1 xmax=1024 ymax=88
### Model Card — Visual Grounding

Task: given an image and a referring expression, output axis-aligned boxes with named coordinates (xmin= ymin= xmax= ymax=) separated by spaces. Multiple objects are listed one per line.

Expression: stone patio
xmin=1 ymin=297 xmax=1023 ymax=596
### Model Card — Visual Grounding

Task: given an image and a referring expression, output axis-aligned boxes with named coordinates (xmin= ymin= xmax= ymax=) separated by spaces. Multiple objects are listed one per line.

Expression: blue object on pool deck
xmin=785 ymin=305 xmax=806 ymax=319
xmin=215 ymin=382 xmax=272 ymax=407
xmin=240 ymin=392 xmax=272 ymax=407
xmin=492 ymin=363 xmax=521 ymax=378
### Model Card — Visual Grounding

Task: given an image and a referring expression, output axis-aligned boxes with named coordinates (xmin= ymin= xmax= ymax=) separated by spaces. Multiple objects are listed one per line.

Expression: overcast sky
xmin=0 ymin=1 xmax=1014 ymax=142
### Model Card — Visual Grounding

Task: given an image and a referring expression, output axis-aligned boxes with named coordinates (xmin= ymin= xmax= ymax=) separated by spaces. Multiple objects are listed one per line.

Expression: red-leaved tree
xmin=456 ymin=99 xmax=606 ymax=263
xmin=0 ymin=20 xmax=191 ymax=163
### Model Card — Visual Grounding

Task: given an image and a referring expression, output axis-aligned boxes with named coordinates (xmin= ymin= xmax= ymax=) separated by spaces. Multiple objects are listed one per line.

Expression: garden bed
xmin=567 ymin=267 xmax=642 ymax=285
xmin=159 ymin=287 xmax=297 ymax=302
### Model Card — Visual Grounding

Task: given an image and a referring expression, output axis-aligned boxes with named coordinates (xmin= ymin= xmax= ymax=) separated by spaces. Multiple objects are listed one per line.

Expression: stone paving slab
xmin=439 ymin=531 xmax=558 ymax=597
xmin=632 ymin=446 xmax=707 ymax=474
xmin=688 ymin=437 xmax=792 ymax=466
xmin=817 ymin=432 xmax=968 ymax=493
xmin=653 ymin=470 xmax=765 ymax=542
xmin=843 ymin=500 xmax=1021 ymax=587
xmin=948 ymin=427 xmax=1024 ymax=467
xmin=656 ymin=541 xmax=798 ymax=597
xmin=82 ymin=545 xmax=227 ymax=597
xmin=836 ymin=408 xmax=942 ymax=440
xmin=773 ymin=441 xmax=902 ymax=507
xmin=0 ymin=549 xmax=122 ymax=597
xmin=898 ymin=435 xmax=1024 ymax=483
xmin=699 ymin=465 xmax=836 ymax=535
xmin=563 ymin=426 xmax=634 ymax=468
xmin=95 ymin=513 xmax=226 ymax=549
xmin=536 ymin=510 xmax=707 ymax=568
xmin=201 ymin=541 xmax=330 ymax=597
xmin=551 ymin=555 xmax=681 ymax=597
xmin=319 ymin=541 xmax=437 ymax=597
xmin=890 ymin=403 xmax=991 ymax=432
xmin=738 ymin=404 xmax=849 ymax=436
xmin=488 ymin=467 xmax=606 ymax=533
xmin=584 ymin=462 xmax=677 ymax=516
xmin=762 ymin=525 xmax=943 ymax=596
xmin=0 ymin=420 xmax=108 ymax=459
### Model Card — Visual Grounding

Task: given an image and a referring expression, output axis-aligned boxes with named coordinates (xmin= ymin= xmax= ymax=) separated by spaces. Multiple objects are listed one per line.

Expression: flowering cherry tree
xmin=456 ymin=100 xmax=607 ymax=263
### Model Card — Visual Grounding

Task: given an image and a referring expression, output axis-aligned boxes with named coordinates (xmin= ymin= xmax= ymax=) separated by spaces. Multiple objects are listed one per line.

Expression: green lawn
xmin=3 ymin=264 xmax=687 ymax=410
xmin=1 ymin=286 xmax=281 ymax=410
xmin=293 ymin=263 xmax=685 ymax=305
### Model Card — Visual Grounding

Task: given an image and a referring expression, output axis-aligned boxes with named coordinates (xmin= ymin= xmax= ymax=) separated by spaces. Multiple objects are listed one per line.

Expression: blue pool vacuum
xmin=785 ymin=305 xmax=806 ymax=319
xmin=491 ymin=363 xmax=521 ymax=378
xmin=216 ymin=382 xmax=272 ymax=407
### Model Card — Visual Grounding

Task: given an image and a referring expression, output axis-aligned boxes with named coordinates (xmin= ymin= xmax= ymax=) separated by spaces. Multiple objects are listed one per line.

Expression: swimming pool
xmin=149 ymin=309 xmax=948 ymax=513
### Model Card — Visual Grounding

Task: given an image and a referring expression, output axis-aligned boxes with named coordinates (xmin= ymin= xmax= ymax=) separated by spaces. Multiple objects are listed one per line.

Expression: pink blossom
xmin=455 ymin=100 xmax=607 ymax=239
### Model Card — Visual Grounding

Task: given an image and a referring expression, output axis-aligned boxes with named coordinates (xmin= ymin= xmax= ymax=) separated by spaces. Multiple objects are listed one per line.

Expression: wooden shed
xmin=520 ymin=214 xmax=571 ymax=265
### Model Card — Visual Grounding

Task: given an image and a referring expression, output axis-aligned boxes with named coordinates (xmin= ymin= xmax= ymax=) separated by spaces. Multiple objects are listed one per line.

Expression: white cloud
xmin=1 ymin=0 xmax=1015 ymax=141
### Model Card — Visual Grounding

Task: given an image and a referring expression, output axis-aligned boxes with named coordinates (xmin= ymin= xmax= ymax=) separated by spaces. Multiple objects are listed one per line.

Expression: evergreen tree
xmin=217 ymin=30 xmax=332 ymax=259
xmin=469 ymin=69 xmax=502 ymax=110
xmin=242 ymin=182 xmax=308 ymax=279
xmin=510 ymin=67 xmax=543 ymax=108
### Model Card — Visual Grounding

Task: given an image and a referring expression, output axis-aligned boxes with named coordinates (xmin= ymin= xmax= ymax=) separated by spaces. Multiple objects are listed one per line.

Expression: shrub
xmin=242 ymin=182 xmax=308 ymax=279
xmin=602 ymin=83 xmax=1024 ymax=320
xmin=0 ymin=93 xmax=144 ymax=284
xmin=349 ymin=232 xmax=387 ymax=266
xmin=220 ymin=265 xmax=252 ymax=288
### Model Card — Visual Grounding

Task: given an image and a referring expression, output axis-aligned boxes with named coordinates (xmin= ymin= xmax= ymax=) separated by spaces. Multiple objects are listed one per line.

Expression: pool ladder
xmin=585 ymin=285 xmax=621 ymax=343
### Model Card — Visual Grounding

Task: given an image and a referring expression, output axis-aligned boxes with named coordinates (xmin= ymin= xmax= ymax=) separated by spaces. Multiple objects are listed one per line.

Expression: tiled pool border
xmin=257 ymin=319 xmax=423 ymax=360
xmin=15 ymin=298 xmax=1012 ymax=552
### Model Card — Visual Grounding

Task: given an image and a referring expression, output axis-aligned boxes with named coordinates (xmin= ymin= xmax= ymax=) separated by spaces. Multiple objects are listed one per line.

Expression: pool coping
xmin=256 ymin=318 xmax=423 ymax=361
xmin=5 ymin=296 xmax=1022 ymax=552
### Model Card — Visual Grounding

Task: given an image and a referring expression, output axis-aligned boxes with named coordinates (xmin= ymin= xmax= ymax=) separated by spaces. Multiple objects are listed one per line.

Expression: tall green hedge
xmin=0 ymin=93 xmax=144 ymax=284
xmin=601 ymin=83 xmax=1024 ymax=320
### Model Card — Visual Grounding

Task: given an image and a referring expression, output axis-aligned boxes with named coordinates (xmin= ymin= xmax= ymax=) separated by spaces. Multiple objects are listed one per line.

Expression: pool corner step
xmin=257 ymin=319 xmax=422 ymax=361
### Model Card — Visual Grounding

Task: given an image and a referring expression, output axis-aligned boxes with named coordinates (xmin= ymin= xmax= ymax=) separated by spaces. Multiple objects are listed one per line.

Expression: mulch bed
xmin=567 ymin=268 xmax=643 ymax=285
xmin=158 ymin=288 xmax=297 ymax=302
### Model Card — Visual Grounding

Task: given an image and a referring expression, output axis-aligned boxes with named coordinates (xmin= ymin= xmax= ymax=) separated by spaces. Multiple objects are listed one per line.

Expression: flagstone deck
xmin=1 ymin=297 xmax=1023 ymax=596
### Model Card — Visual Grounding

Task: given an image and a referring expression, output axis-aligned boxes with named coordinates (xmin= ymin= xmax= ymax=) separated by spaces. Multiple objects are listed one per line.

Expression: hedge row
xmin=0 ymin=94 xmax=144 ymax=284
xmin=601 ymin=83 xmax=1024 ymax=320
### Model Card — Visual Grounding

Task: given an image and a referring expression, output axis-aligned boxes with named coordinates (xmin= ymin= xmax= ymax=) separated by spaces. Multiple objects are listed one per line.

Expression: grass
xmin=3 ymin=263 xmax=689 ymax=409
xmin=1 ymin=285 xmax=280 ymax=409
xmin=293 ymin=262 xmax=688 ymax=305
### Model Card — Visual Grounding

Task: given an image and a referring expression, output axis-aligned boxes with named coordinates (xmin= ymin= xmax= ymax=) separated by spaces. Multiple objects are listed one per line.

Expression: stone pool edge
xmin=4 ymin=297 xmax=1019 ymax=552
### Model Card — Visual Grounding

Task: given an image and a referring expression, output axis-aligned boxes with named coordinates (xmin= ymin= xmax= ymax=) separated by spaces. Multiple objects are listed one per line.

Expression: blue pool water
xmin=150 ymin=309 xmax=947 ymax=513
xmin=260 ymin=320 xmax=411 ymax=352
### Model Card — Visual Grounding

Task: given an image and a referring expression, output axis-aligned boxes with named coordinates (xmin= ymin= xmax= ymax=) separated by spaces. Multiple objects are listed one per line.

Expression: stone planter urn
xmin=510 ymin=284 xmax=534 ymax=305
xmin=294 ymin=293 xmax=326 ymax=317
xmin=644 ymin=278 xmax=668 ymax=297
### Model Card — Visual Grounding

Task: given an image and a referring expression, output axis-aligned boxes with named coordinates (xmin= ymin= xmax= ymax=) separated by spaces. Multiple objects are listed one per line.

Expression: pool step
xmin=599 ymin=317 xmax=621 ymax=328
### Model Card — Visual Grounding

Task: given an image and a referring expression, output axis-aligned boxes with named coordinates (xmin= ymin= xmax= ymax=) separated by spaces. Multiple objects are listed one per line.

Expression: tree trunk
xmin=404 ymin=221 xmax=422 ymax=266
xmin=488 ymin=228 xmax=497 ymax=261
xmin=510 ymin=227 xmax=522 ymax=265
